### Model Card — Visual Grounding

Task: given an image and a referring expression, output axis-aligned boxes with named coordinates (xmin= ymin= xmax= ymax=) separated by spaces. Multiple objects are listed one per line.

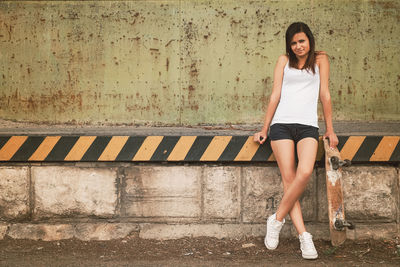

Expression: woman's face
xmin=290 ymin=32 xmax=310 ymax=58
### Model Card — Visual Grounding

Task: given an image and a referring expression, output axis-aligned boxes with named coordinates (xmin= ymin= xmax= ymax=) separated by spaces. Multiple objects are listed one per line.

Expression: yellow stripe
xmin=0 ymin=136 xmax=28 ymax=161
xmin=200 ymin=136 xmax=232 ymax=161
xmin=167 ymin=136 xmax=197 ymax=161
xmin=340 ymin=136 xmax=366 ymax=160
xmin=234 ymin=136 xmax=259 ymax=161
xmin=132 ymin=136 xmax=164 ymax=161
xmin=267 ymin=153 xmax=276 ymax=161
xmin=29 ymin=136 xmax=61 ymax=161
xmin=64 ymin=136 xmax=97 ymax=161
xmin=98 ymin=136 xmax=129 ymax=161
xmin=370 ymin=136 xmax=400 ymax=161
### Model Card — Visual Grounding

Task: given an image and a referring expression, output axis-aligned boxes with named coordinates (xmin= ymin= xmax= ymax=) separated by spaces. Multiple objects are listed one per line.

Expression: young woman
xmin=253 ymin=22 xmax=338 ymax=260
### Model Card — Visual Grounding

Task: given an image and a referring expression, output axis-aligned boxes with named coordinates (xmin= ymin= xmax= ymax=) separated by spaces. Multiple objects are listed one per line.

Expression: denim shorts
xmin=269 ymin=123 xmax=319 ymax=143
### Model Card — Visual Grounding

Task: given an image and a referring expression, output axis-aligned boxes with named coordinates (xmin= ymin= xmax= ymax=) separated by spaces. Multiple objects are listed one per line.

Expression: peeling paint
xmin=327 ymin=170 xmax=342 ymax=187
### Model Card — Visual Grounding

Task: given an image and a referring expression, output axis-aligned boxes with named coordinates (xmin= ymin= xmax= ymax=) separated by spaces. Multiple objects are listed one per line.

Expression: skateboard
xmin=323 ymin=138 xmax=354 ymax=246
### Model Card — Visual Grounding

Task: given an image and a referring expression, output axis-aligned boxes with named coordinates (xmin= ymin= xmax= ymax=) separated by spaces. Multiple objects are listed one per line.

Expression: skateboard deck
xmin=324 ymin=138 xmax=353 ymax=246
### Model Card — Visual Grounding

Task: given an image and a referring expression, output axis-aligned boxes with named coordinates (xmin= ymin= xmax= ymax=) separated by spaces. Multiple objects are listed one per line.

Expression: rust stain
xmin=4 ymin=23 xmax=12 ymax=41
xmin=184 ymin=85 xmax=199 ymax=111
xmin=183 ymin=20 xmax=198 ymax=42
xmin=371 ymin=0 xmax=398 ymax=9
xmin=0 ymin=88 xmax=83 ymax=115
xmin=347 ymin=86 xmax=352 ymax=95
xmin=190 ymin=63 xmax=198 ymax=77
xmin=165 ymin=39 xmax=175 ymax=47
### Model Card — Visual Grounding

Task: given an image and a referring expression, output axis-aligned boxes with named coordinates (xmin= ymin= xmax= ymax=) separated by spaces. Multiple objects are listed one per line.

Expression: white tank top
xmin=271 ymin=61 xmax=320 ymax=128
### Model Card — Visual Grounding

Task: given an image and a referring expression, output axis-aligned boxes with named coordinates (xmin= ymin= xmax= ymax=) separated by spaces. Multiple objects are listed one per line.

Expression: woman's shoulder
xmin=315 ymin=51 xmax=329 ymax=67
xmin=276 ymin=54 xmax=289 ymax=67
xmin=278 ymin=54 xmax=289 ymax=62
xmin=316 ymin=51 xmax=329 ymax=61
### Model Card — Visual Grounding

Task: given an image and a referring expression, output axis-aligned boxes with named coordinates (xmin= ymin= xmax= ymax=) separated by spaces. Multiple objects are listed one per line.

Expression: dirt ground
xmin=0 ymin=236 xmax=399 ymax=267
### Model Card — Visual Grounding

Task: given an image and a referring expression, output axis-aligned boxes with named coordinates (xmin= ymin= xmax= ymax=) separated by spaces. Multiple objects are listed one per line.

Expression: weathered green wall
xmin=0 ymin=0 xmax=398 ymax=126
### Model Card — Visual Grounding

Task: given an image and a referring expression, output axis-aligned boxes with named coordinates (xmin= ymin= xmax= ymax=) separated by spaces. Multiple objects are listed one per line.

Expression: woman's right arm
xmin=254 ymin=55 xmax=287 ymax=144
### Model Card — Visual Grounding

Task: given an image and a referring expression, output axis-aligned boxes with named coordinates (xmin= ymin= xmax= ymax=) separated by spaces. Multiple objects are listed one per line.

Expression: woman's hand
xmin=253 ymin=131 xmax=267 ymax=144
xmin=323 ymin=131 xmax=339 ymax=149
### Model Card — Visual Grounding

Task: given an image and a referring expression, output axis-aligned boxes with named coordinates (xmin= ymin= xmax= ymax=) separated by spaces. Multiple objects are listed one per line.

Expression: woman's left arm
xmin=318 ymin=53 xmax=339 ymax=148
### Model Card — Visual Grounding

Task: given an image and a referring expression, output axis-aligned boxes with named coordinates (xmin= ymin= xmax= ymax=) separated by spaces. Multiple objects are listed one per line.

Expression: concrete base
xmin=1 ymin=222 xmax=398 ymax=241
xmin=0 ymin=164 xmax=399 ymax=241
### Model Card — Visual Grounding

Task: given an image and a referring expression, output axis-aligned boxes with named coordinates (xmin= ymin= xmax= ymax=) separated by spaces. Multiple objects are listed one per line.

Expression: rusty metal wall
xmin=0 ymin=0 xmax=398 ymax=126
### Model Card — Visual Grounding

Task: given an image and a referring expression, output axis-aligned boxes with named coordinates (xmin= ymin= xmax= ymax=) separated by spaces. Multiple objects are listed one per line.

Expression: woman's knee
xmin=281 ymin=171 xmax=296 ymax=185
xmin=296 ymin=167 xmax=314 ymax=182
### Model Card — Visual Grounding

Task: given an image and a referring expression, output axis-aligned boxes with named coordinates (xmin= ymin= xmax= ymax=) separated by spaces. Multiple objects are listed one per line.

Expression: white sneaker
xmin=299 ymin=232 xmax=318 ymax=259
xmin=264 ymin=213 xmax=285 ymax=250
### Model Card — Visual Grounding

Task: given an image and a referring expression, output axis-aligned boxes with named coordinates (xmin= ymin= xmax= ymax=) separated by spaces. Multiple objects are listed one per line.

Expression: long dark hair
xmin=285 ymin=22 xmax=317 ymax=74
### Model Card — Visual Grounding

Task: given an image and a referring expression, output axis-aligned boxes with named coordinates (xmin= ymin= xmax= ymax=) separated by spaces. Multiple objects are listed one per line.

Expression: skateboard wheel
xmin=330 ymin=156 xmax=340 ymax=170
xmin=343 ymin=159 xmax=351 ymax=167
xmin=346 ymin=221 xmax=355 ymax=230
xmin=334 ymin=219 xmax=355 ymax=230
xmin=334 ymin=220 xmax=345 ymax=231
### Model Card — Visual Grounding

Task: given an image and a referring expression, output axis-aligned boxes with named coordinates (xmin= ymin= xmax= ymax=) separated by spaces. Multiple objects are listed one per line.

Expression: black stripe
xmin=0 ymin=136 xmax=11 ymax=150
xmin=11 ymin=136 xmax=45 ymax=161
xmin=389 ymin=139 xmax=400 ymax=162
xmin=45 ymin=136 xmax=80 ymax=161
xmin=184 ymin=136 xmax=213 ymax=161
xmin=81 ymin=136 xmax=112 ymax=161
xmin=251 ymin=138 xmax=273 ymax=162
xmin=115 ymin=136 xmax=146 ymax=161
xmin=150 ymin=136 xmax=179 ymax=161
xmin=218 ymin=136 xmax=248 ymax=162
xmin=337 ymin=136 xmax=349 ymax=152
xmin=352 ymin=136 xmax=382 ymax=162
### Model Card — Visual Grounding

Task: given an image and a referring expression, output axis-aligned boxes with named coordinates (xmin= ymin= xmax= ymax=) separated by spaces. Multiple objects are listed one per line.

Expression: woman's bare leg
xmin=271 ymin=139 xmax=307 ymax=235
xmin=275 ymin=138 xmax=318 ymax=234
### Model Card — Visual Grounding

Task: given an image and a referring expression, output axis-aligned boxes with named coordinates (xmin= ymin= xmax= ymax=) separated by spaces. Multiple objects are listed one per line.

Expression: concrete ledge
xmin=7 ymin=224 xmax=75 ymax=241
xmin=74 ymin=223 xmax=140 ymax=241
xmin=0 ymin=224 xmax=7 ymax=239
xmin=138 ymin=223 xmax=331 ymax=241
xmin=346 ymin=223 xmax=399 ymax=240
xmin=0 ymin=121 xmax=399 ymax=136
xmin=139 ymin=223 xmax=266 ymax=240
xmin=1 ymin=222 xmax=398 ymax=241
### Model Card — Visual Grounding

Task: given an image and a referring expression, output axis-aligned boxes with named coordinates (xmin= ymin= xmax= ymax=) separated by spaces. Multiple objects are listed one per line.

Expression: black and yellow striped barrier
xmin=0 ymin=135 xmax=399 ymax=162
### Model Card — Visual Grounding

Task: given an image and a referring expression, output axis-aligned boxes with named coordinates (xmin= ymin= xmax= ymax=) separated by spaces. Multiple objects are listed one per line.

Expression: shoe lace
xmin=301 ymin=234 xmax=316 ymax=250
xmin=268 ymin=221 xmax=282 ymax=238
xmin=268 ymin=228 xmax=279 ymax=238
